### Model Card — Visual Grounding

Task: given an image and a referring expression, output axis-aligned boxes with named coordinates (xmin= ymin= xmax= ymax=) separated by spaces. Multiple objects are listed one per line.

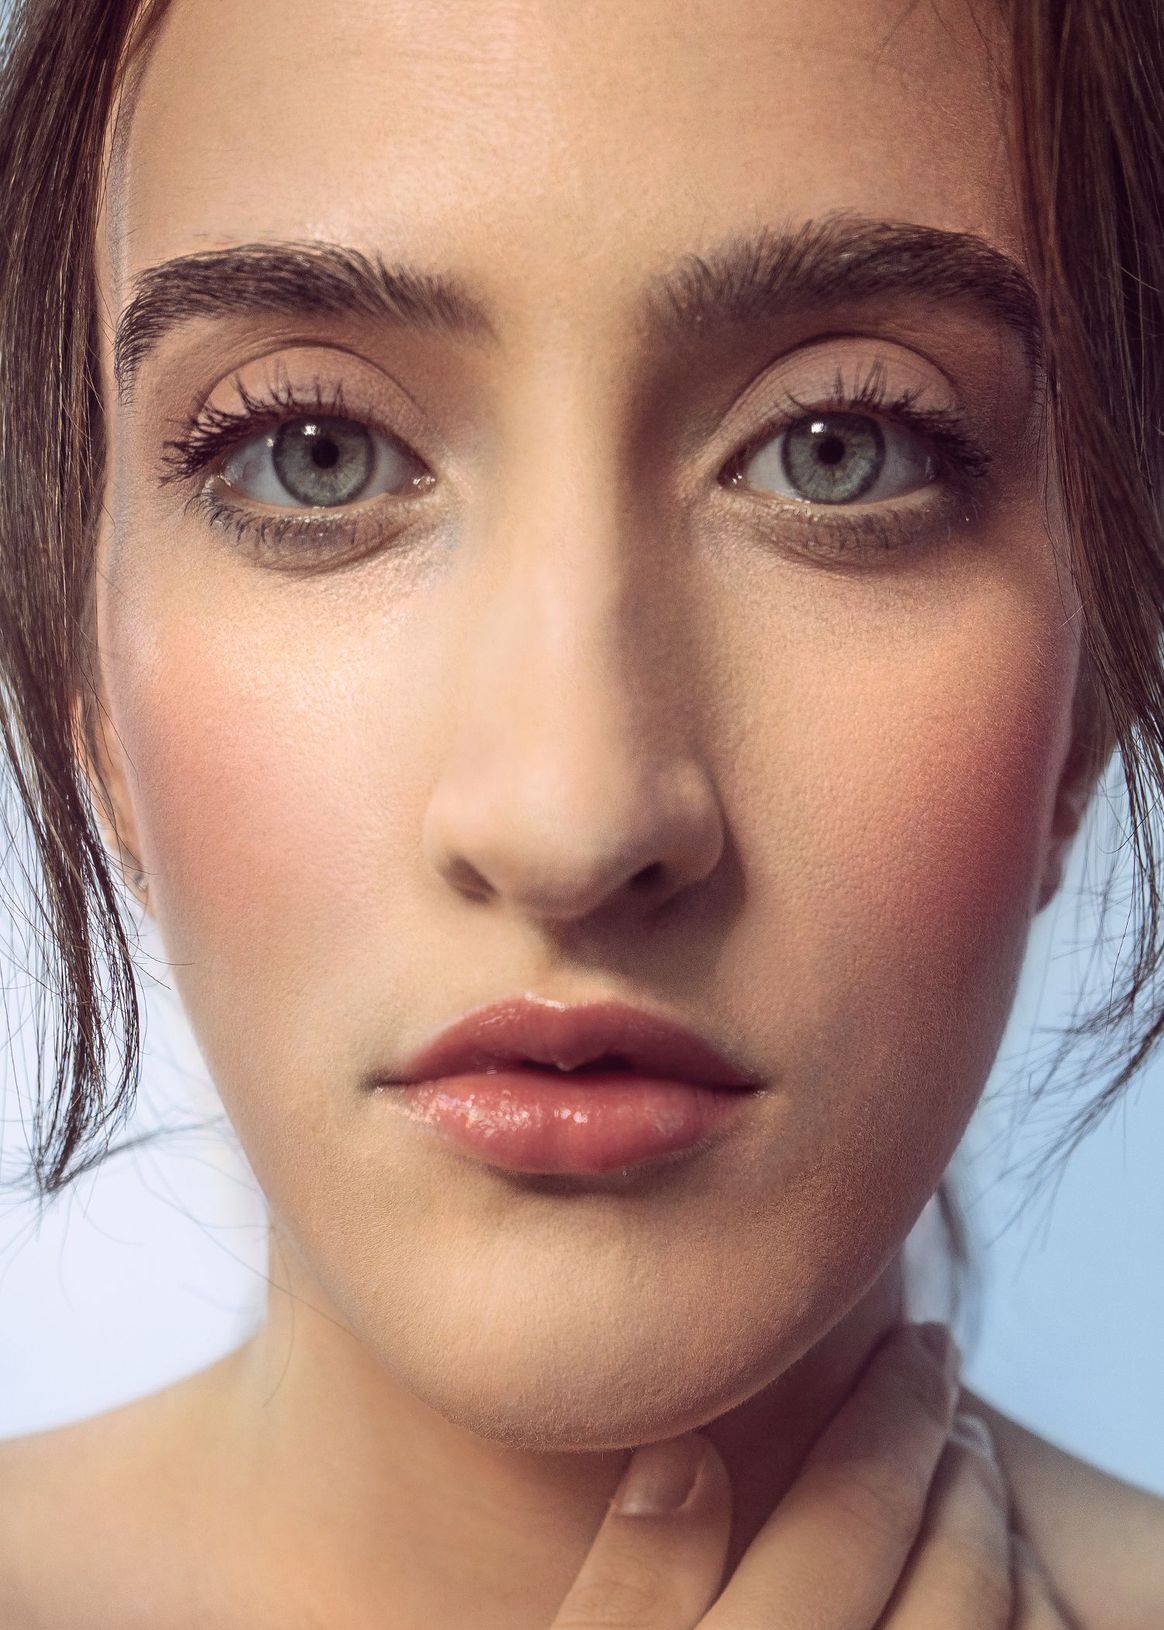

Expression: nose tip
xmin=423 ymin=750 xmax=724 ymax=925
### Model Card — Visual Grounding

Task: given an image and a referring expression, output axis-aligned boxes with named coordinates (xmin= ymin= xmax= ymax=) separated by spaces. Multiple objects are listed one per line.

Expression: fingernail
xmin=950 ymin=1409 xmax=1001 ymax=1470
xmin=914 ymin=1321 xmax=961 ymax=1385
xmin=612 ymin=1434 xmax=705 ymax=1516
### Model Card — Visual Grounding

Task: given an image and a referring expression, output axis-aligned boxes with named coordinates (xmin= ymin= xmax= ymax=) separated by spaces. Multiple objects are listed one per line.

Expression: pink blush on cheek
xmin=767 ymin=581 xmax=1084 ymax=1073
xmin=111 ymin=631 xmax=389 ymax=1026
xmin=847 ymin=672 xmax=1073 ymax=1010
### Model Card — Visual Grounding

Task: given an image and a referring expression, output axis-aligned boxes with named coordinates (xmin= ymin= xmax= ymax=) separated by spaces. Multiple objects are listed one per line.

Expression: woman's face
xmin=93 ymin=0 xmax=1091 ymax=1447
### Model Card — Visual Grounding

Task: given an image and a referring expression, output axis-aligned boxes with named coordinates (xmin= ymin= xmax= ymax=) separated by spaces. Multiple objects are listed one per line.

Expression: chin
xmin=340 ymin=1248 xmax=870 ymax=1454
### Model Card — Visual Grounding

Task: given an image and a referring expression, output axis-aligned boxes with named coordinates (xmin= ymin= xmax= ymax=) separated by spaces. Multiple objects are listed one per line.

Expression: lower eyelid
xmin=188 ymin=483 xmax=430 ymax=570
xmin=743 ymin=479 xmax=984 ymax=566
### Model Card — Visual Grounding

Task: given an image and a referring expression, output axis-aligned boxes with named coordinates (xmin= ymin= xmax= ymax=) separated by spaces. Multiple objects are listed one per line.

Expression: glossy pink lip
xmin=393 ymin=996 xmax=762 ymax=1089
xmin=373 ymin=997 xmax=765 ymax=1175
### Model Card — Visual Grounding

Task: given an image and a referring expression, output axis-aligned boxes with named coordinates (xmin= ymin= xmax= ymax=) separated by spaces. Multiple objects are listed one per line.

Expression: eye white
xmin=742 ymin=414 xmax=937 ymax=505
xmin=220 ymin=420 xmax=421 ymax=509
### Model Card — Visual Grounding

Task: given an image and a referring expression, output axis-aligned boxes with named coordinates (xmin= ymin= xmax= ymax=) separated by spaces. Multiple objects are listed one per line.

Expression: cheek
xmin=833 ymin=661 xmax=1057 ymax=969
xmin=851 ymin=626 xmax=1065 ymax=978
xmin=100 ymin=588 xmax=442 ymax=1102
xmin=736 ymin=552 xmax=1074 ymax=964
xmin=127 ymin=654 xmax=350 ymax=938
xmin=725 ymin=566 xmax=1077 ymax=1181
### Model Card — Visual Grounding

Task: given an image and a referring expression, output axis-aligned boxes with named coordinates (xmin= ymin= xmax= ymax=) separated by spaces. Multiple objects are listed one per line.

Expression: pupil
xmin=818 ymin=436 xmax=845 ymax=466
xmin=272 ymin=415 xmax=375 ymax=507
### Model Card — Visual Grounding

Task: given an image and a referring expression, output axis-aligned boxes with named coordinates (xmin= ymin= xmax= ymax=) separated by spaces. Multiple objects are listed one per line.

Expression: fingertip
xmin=612 ymin=1432 xmax=706 ymax=1517
xmin=611 ymin=1430 xmax=731 ymax=1521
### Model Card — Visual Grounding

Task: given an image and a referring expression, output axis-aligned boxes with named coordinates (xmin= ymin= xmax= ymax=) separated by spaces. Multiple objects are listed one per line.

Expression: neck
xmin=209 ymin=1230 xmax=907 ymax=1627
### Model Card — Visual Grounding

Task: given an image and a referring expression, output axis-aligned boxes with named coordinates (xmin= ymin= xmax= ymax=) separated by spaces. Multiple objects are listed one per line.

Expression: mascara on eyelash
xmin=159 ymin=372 xmax=357 ymax=486
xmin=724 ymin=357 xmax=993 ymax=488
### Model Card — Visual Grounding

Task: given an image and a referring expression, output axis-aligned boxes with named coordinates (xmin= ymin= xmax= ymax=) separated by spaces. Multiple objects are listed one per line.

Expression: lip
xmin=374 ymin=996 xmax=766 ymax=1176
xmin=393 ymin=995 xmax=762 ymax=1089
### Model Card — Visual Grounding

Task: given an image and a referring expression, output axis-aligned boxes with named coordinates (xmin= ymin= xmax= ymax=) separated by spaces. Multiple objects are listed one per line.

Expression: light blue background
xmin=1 ymin=758 xmax=1162 ymax=1496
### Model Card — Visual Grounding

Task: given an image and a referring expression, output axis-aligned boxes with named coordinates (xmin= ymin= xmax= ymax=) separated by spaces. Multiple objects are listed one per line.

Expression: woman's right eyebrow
xmin=111 ymin=211 xmax=1043 ymax=407
xmin=112 ymin=240 xmax=497 ymax=404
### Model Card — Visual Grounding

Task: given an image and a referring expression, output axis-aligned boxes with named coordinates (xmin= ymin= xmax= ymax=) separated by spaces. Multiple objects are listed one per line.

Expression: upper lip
xmin=392 ymin=996 xmax=762 ymax=1089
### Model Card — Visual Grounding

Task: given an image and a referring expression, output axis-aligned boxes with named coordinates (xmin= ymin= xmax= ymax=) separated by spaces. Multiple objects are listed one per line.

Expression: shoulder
xmin=962 ymin=1386 xmax=1164 ymax=1630
xmin=0 ymin=1403 xmax=166 ymax=1628
xmin=0 ymin=1413 xmax=108 ymax=1628
xmin=0 ymin=1368 xmax=238 ymax=1629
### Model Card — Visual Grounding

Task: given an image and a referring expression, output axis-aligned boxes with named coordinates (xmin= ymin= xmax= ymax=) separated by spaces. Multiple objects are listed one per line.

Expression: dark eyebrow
xmin=113 ymin=212 xmax=1041 ymax=404
xmin=641 ymin=212 xmax=1042 ymax=372
xmin=113 ymin=241 xmax=497 ymax=402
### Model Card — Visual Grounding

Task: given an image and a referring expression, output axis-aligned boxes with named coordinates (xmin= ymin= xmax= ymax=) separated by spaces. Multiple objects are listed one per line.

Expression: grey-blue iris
xmin=782 ymin=412 xmax=885 ymax=504
xmin=272 ymin=416 xmax=374 ymax=507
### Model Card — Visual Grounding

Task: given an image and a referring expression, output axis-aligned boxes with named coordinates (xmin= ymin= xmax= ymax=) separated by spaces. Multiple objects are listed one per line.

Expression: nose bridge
xmin=421 ymin=355 xmax=724 ymax=922
xmin=494 ymin=335 xmax=636 ymax=567
xmin=467 ymin=349 xmax=676 ymax=743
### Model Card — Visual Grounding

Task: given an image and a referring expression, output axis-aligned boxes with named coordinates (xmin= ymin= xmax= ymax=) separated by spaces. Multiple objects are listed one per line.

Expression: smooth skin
xmin=2 ymin=0 xmax=1164 ymax=1624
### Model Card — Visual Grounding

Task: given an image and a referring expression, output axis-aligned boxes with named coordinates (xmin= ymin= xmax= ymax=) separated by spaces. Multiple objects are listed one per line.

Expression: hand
xmin=550 ymin=1322 xmax=1073 ymax=1628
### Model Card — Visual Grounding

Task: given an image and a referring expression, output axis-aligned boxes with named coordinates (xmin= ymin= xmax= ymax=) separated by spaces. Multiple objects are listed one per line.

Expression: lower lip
xmin=391 ymin=1071 xmax=757 ymax=1173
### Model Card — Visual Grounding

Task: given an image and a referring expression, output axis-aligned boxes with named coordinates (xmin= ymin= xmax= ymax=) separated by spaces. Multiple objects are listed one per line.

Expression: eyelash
xmin=159 ymin=375 xmax=430 ymax=569
xmin=159 ymin=361 xmax=993 ymax=567
xmin=719 ymin=359 xmax=992 ymax=558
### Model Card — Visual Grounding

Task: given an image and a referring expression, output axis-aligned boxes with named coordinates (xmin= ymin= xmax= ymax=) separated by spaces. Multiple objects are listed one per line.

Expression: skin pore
xmin=10 ymin=0 xmax=1137 ymax=1623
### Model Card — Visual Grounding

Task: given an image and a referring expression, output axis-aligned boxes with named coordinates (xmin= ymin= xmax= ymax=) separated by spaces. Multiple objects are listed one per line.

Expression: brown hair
xmin=0 ymin=1 xmax=1160 ymax=1319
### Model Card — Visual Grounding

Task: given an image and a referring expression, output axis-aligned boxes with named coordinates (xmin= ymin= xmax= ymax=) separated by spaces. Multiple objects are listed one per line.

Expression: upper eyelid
xmin=171 ymin=372 xmax=945 ymax=460
xmin=739 ymin=338 xmax=981 ymax=442
xmin=158 ymin=379 xmax=433 ymax=489
xmin=158 ymin=351 xmax=989 ymax=515
xmin=156 ymin=338 xmax=445 ymax=458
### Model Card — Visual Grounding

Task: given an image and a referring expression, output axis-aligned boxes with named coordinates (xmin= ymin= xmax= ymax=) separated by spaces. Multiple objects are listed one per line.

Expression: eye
xmin=218 ymin=414 xmax=430 ymax=509
xmin=738 ymin=409 xmax=937 ymax=506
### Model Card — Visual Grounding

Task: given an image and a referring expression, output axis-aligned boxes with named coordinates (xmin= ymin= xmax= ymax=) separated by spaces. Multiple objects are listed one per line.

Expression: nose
xmin=421 ymin=461 xmax=724 ymax=928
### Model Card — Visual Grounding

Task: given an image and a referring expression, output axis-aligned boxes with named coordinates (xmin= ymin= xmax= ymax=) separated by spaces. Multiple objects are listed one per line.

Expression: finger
xmin=1011 ymin=1533 xmax=1080 ymax=1629
xmin=550 ymin=1429 xmax=733 ymax=1629
xmin=881 ymin=1410 xmax=1014 ymax=1629
xmin=704 ymin=1321 xmax=961 ymax=1628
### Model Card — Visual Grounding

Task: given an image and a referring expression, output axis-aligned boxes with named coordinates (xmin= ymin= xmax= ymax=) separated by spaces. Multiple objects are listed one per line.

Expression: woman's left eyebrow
xmin=112 ymin=210 xmax=1042 ymax=406
xmin=642 ymin=212 xmax=1042 ymax=374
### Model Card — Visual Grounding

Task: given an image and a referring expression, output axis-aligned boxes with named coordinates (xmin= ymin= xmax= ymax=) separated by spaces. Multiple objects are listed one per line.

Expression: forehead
xmin=102 ymin=0 xmax=1014 ymax=325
